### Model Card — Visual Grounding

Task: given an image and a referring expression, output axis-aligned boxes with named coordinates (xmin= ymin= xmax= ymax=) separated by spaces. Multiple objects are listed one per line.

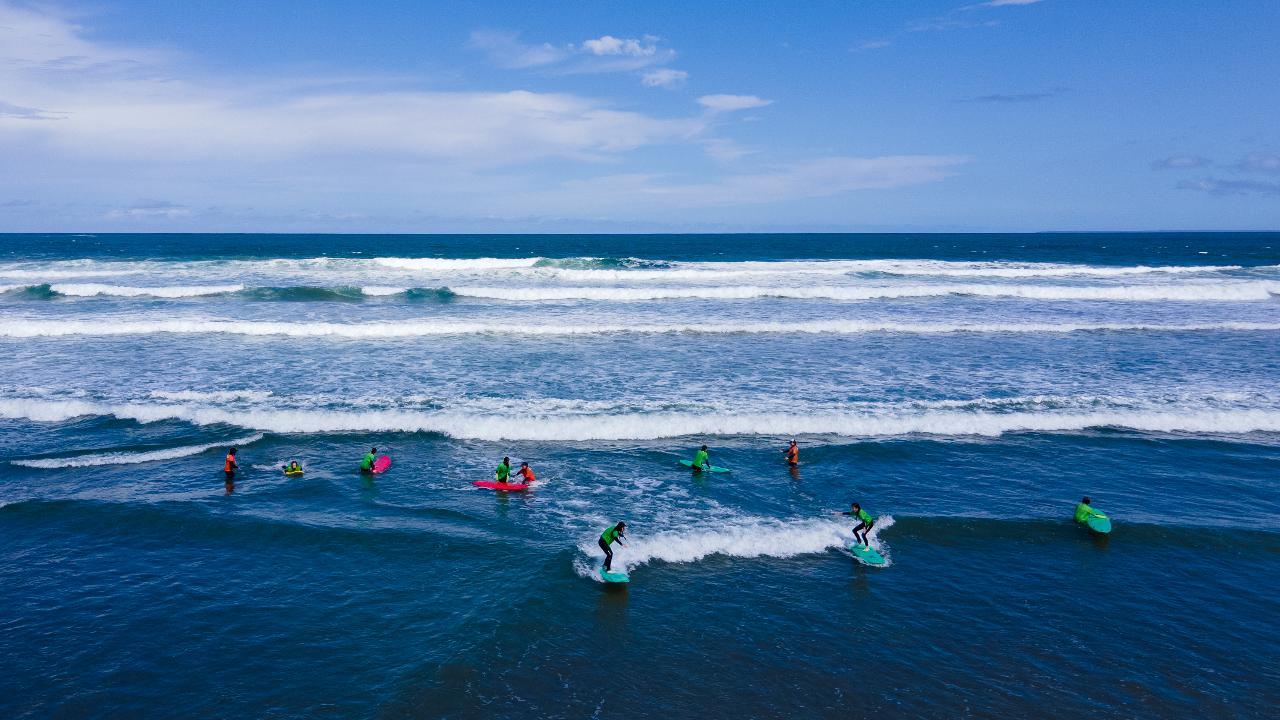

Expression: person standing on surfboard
xmin=1074 ymin=496 xmax=1107 ymax=524
xmin=599 ymin=522 xmax=627 ymax=572
xmin=690 ymin=445 xmax=710 ymax=473
xmin=360 ymin=447 xmax=377 ymax=474
xmin=514 ymin=462 xmax=536 ymax=484
xmin=495 ymin=457 xmax=512 ymax=483
xmin=840 ymin=502 xmax=874 ymax=548
xmin=783 ymin=440 xmax=799 ymax=466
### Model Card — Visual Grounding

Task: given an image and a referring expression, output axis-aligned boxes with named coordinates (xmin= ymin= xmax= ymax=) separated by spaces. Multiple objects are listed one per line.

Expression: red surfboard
xmin=372 ymin=456 xmax=392 ymax=474
xmin=473 ymin=480 xmax=531 ymax=491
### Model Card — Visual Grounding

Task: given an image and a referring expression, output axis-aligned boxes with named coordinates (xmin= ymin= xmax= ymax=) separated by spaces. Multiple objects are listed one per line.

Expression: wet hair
xmin=503 ymin=456 xmax=510 ymax=463
xmin=851 ymin=502 xmax=861 ymax=510
xmin=371 ymin=447 xmax=377 ymax=453
xmin=1082 ymin=496 xmax=1091 ymax=504
xmin=229 ymin=447 xmax=237 ymax=454
xmin=616 ymin=521 xmax=626 ymax=530
xmin=700 ymin=445 xmax=708 ymax=451
xmin=521 ymin=462 xmax=529 ymax=467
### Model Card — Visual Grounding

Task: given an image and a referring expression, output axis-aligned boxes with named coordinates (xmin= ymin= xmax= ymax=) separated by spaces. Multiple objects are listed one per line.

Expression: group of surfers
xmin=224 ymin=441 xmax=1109 ymax=575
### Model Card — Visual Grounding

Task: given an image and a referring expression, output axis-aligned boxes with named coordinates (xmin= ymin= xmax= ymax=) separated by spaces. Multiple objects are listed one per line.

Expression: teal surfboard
xmin=1086 ymin=515 xmax=1112 ymax=534
xmin=850 ymin=544 xmax=886 ymax=566
xmin=600 ymin=568 xmax=630 ymax=583
xmin=679 ymin=460 xmax=731 ymax=473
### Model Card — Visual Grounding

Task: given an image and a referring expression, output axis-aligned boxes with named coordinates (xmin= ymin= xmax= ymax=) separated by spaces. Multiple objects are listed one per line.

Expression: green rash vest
xmin=856 ymin=508 xmax=873 ymax=526
xmin=1075 ymin=503 xmax=1104 ymax=523
xmin=601 ymin=526 xmax=624 ymax=545
xmin=361 ymin=453 xmax=375 ymax=471
xmin=692 ymin=449 xmax=709 ymax=468
xmin=495 ymin=462 xmax=511 ymax=481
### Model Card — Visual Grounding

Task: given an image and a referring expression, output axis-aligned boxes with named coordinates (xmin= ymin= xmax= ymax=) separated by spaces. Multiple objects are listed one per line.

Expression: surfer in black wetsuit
xmin=599 ymin=522 xmax=627 ymax=572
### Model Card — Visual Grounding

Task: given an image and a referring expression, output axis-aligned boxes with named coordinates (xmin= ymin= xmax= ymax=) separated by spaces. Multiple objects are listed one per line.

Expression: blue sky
xmin=0 ymin=0 xmax=1277 ymax=232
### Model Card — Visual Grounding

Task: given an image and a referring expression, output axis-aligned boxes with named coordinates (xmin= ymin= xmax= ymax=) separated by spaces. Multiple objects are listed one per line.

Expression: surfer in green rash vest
xmin=1074 ymin=496 xmax=1107 ymax=524
xmin=690 ymin=445 xmax=710 ymax=473
xmin=495 ymin=456 xmax=512 ymax=483
xmin=599 ymin=521 xmax=627 ymax=572
xmin=839 ymin=502 xmax=875 ymax=548
xmin=360 ymin=447 xmax=377 ymax=474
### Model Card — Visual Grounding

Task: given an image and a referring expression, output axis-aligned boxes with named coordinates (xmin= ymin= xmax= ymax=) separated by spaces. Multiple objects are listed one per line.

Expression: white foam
xmin=4 ymin=319 xmax=1275 ymax=339
xmin=148 ymin=390 xmax=274 ymax=402
xmin=372 ymin=257 xmax=543 ymax=270
xmin=3 ymin=398 xmax=1278 ymax=440
xmin=449 ymin=282 xmax=1280 ymax=302
xmin=10 ymin=433 xmax=264 ymax=468
xmin=49 ymin=283 xmax=244 ymax=298
xmin=360 ymin=286 xmax=409 ymax=296
xmin=574 ymin=516 xmax=873 ymax=577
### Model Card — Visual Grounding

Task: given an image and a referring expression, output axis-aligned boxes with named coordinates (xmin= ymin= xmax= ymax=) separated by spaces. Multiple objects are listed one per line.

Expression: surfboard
xmin=372 ymin=456 xmax=391 ymax=474
xmin=850 ymin=544 xmax=886 ymax=566
xmin=600 ymin=568 xmax=630 ymax=583
xmin=679 ymin=460 xmax=731 ymax=473
xmin=1086 ymin=515 xmax=1112 ymax=534
xmin=473 ymin=480 xmax=531 ymax=491
xmin=283 ymin=469 xmax=304 ymax=477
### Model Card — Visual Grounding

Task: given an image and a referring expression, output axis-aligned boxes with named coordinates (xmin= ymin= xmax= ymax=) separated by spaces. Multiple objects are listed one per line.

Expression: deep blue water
xmin=1 ymin=233 xmax=1278 ymax=718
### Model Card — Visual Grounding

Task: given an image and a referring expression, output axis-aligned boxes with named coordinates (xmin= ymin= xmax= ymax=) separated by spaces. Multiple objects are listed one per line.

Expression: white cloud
xmin=979 ymin=0 xmax=1043 ymax=6
xmin=468 ymin=30 xmax=568 ymax=69
xmin=641 ymin=68 xmax=688 ymax=88
xmin=581 ymin=35 xmax=659 ymax=57
xmin=854 ymin=39 xmax=893 ymax=51
xmin=697 ymin=94 xmax=772 ymax=113
xmin=471 ymin=29 xmax=675 ymax=76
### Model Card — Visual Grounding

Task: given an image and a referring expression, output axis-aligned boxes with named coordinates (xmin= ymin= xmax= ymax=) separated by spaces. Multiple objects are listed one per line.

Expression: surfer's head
xmin=700 ymin=445 xmax=708 ymax=451
xmin=371 ymin=447 xmax=377 ymax=453
xmin=1081 ymin=496 xmax=1091 ymax=505
xmin=228 ymin=447 xmax=237 ymax=455
xmin=503 ymin=456 xmax=510 ymax=464
xmin=521 ymin=462 xmax=529 ymax=468
xmin=616 ymin=521 xmax=626 ymax=532
xmin=851 ymin=502 xmax=861 ymax=512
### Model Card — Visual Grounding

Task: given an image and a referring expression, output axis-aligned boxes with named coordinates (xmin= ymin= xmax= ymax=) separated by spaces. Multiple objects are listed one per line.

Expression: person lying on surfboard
xmin=514 ymin=462 xmax=536 ymax=484
xmin=495 ymin=456 xmax=512 ymax=483
xmin=783 ymin=439 xmax=799 ymax=466
xmin=839 ymin=502 xmax=875 ymax=549
xmin=690 ymin=445 xmax=710 ymax=473
xmin=1074 ymin=496 xmax=1107 ymax=524
xmin=599 ymin=522 xmax=627 ymax=572
xmin=282 ymin=460 xmax=302 ymax=474
xmin=360 ymin=447 xmax=377 ymax=474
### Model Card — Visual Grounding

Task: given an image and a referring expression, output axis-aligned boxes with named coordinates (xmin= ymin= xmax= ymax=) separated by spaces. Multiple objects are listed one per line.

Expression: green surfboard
xmin=1086 ymin=515 xmax=1112 ymax=534
xmin=600 ymin=568 xmax=630 ymax=583
xmin=679 ymin=460 xmax=731 ymax=473
xmin=850 ymin=544 xmax=886 ymax=566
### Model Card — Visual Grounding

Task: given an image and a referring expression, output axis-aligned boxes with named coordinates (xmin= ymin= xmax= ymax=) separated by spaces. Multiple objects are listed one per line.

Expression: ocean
xmin=1 ymin=232 xmax=1277 ymax=719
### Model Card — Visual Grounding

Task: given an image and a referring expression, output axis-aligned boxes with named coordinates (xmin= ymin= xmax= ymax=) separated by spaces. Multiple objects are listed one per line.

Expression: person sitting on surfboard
xmin=841 ymin=502 xmax=874 ymax=548
xmin=360 ymin=447 xmax=377 ymax=474
xmin=495 ymin=456 xmax=512 ymax=483
xmin=282 ymin=460 xmax=302 ymax=474
xmin=599 ymin=522 xmax=627 ymax=572
xmin=1074 ymin=496 xmax=1107 ymax=524
xmin=690 ymin=445 xmax=710 ymax=473
xmin=514 ymin=462 xmax=536 ymax=484
xmin=783 ymin=440 xmax=799 ymax=466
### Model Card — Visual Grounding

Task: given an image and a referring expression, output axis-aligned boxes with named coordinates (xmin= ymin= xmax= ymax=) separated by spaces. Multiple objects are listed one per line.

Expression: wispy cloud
xmin=1151 ymin=155 xmax=1210 ymax=170
xmin=469 ymin=29 xmax=679 ymax=81
xmin=1177 ymin=178 xmax=1280 ymax=197
xmin=853 ymin=39 xmax=893 ymax=52
xmin=1238 ymin=152 xmax=1280 ymax=174
xmin=106 ymin=199 xmax=191 ymax=219
xmin=974 ymin=0 xmax=1044 ymax=7
xmin=697 ymin=94 xmax=772 ymax=113
xmin=641 ymin=68 xmax=688 ymax=88
xmin=959 ymin=89 xmax=1063 ymax=103
xmin=0 ymin=99 xmax=62 ymax=119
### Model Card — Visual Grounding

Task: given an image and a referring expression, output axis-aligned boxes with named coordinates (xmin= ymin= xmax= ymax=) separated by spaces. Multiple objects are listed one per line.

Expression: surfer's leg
xmin=599 ymin=538 xmax=613 ymax=571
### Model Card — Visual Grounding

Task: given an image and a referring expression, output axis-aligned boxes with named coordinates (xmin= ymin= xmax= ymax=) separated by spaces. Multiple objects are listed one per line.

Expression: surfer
xmin=840 ymin=502 xmax=874 ymax=548
xmin=1074 ymin=496 xmax=1107 ymax=524
xmin=514 ymin=462 xmax=536 ymax=484
xmin=224 ymin=447 xmax=239 ymax=482
xmin=690 ymin=445 xmax=710 ymax=473
xmin=495 ymin=456 xmax=512 ymax=483
xmin=783 ymin=439 xmax=799 ymax=466
xmin=360 ymin=447 xmax=377 ymax=474
xmin=599 ymin=521 xmax=627 ymax=572
xmin=282 ymin=460 xmax=302 ymax=474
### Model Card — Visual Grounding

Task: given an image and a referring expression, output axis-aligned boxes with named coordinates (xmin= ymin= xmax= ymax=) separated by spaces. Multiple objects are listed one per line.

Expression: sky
xmin=0 ymin=0 xmax=1277 ymax=233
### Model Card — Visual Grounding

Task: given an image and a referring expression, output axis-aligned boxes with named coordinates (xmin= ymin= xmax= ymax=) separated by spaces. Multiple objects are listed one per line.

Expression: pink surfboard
xmin=372 ymin=456 xmax=392 ymax=474
xmin=473 ymin=480 xmax=531 ymax=491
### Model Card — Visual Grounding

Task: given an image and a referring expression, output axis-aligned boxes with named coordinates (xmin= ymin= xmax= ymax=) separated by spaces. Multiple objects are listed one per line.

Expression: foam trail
xmin=50 ymin=283 xmax=245 ymax=298
xmin=148 ymin=390 xmax=274 ymax=402
xmin=2 ymin=319 xmax=1279 ymax=338
xmin=450 ymin=282 xmax=1280 ymax=302
xmin=11 ymin=433 xmax=264 ymax=468
xmin=574 ymin=517 xmax=865 ymax=578
xmin=373 ymin=257 xmax=543 ymax=270
xmin=3 ymin=399 xmax=1279 ymax=440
